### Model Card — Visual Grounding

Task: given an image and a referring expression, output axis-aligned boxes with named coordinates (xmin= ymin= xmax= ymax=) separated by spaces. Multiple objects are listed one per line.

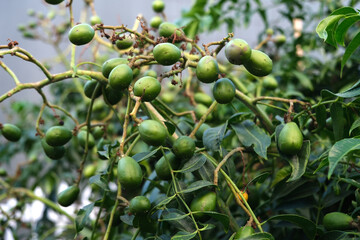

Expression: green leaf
xmin=175 ymin=154 xmax=206 ymax=173
xmin=349 ymin=118 xmax=360 ymax=135
xmin=120 ymin=214 xmax=134 ymax=226
xmin=241 ymin=232 xmax=275 ymax=240
xmin=89 ymin=174 xmax=109 ymax=191
xmin=245 ymin=172 xmax=270 ymax=190
xmin=196 ymin=211 xmax=229 ymax=232
xmin=293 ymin=70 xmax=313 ymax=91
xmin=322 ymin=79 xmax=360 ymax=98
xmin=231 ymin=120 xmax=271 ymax=159
xmin=316 ymin=15 xmax=345 ymax=45
xmin=132 ymin=147 xmax=160 ymax=162
xmin=341 ymin=31 xmax=360 ymax=77
xmin=339 ymin=177 xmax=360 ymax=188
xmin=164 ymin=121 xmax=176 ymax=135
xmin=328 ymin=138 xmax=360 ymax=178
xmin=202 ymin=124 xmax=227 ymax=152
xmin=313 ymin=157 xmax=329 ymax=174
xmin=330 ymin=102 xmax=345 ymax=141
xmin=286 ymin=140 xmax=310 ymax=182
xmin=179 ymin=180 xmax=215 ymax=194
xmin=315 ymin=105 xmax=327 ymax=131
xmin=271 ymin=166 xmax=291 ymax=188
xmin=75 ymin=203 xmax=94 ymax=232
xmin=330 ymin=7 xmax=357 ymax=16
xmin=264 ymin=214 xmax=316 ymax=240
xmin=172 ymin=231 xmax=197 ymax=240
xmin=77 ymin=75 xmax=92 ymax=81
xmin=335 ymin=15 xmax=360 ymax=46
xmin=161 ymin=209 xmax=196 ymax=233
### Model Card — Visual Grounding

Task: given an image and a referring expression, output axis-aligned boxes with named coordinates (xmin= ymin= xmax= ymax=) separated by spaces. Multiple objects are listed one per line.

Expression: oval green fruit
xmin=84 ymin=80 xmax=102 ymax=99
xmin=234 ymin=226 xmax=255 ymax=239
xmin=45 ymin=126 xmax=72 ymax=147
xmin=159 ymin=22 xmax=182 ymax=39
xmin=194 ymin=92 xmax=213 ymax=107
xmin=144 ymin=69 xmax=157 ymax=78
xmin=117 ymin=156 xmax=143 ymax=190
xmin=116 ymin=37 xmax=134 ymax=50
xmin=102 ymin=58 xmax=129 ymax=78
xmin=45 ymin=0 xmax=64 ymax=4
xmin=150 ymin=16 xmax=163 ymax=29
xmin=196 ymin=56 xmax=219 ymax=83
xmin=139 ymin=120 xmax=168 ymax=146
xmin=104 ymin=85 xmax=123 ymax=105
xmin=190 ymin=191 xmax=217 ymax=220
xmin=195 ymin=123 xmax=210 ymax=140
xmin=212 ymin=78 xmax=236 ymax=104
xmin=152 ymin=0 xmax=165 ymax=12
xmin=225 ymin=39 xmax=252 ymax=65
xmin=109 ymin=64 xmax=133 ymax=90
xmin=277 ymin=122 xmax=303 ymax=155
xmin=77 ymin=130 xmax=95 ymax=149
xmin=262 ymin=75 xmax=278 ymax=90
xmin=274 ymin=34 xmax=286 ymax=46
xmin=129 ymin=196 xmax=151 ymax=214
xmin=172 ymin=136 xmax=195 ymax=160
xmin=57 ymin=185 xmax=79 ymax=207
xmin=155 ymin=152 xmax=180 ymax=180
xmin=323 ymin=212 xmax=354 ymax=231
xmin=134 ymin=76 xmax=161 ymax=102
xmin=83 ymin=164 xmax=97 ymax=178
xmin=90 ymin=15 xmax=102 ymax=25
xmin=1 ymin=123 xmax=21 ymax=142
xmin=194 ymin=104 xmax=212 ymax=121
xmin=243 ymin=49 xmax=272 ymax=77
xmin=68 ymin=23 xmax=94 ymax=46
xmin=153 ymin=43 xmax=181 ymax=66
xmin=41 ymin=138 xmax=65 ymax=160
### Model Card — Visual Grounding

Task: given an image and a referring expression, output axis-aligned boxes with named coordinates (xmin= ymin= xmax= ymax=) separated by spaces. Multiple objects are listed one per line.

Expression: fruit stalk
xmin=189 ymin=101 xmax=218 ymax=138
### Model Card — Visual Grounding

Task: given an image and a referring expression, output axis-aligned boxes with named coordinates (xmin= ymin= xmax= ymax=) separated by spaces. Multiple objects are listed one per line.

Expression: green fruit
xmin=92 ymin=126 xmax=104 ymax=139
xmin=155 ymin=152 xmax=180 ymax=180
xmin=195 ymin=123 xmax=210 ymax=140
xmin=172 ymin=136 xmax=195 ymax=160
xmin=243 ymin=49 xmax=272 ymax=77
xmin=153 ymin=43 xmax=181 ymax=66
xmin=109 ymin=64 xmax=133 ymax=90
xmin=134 ymin=76 xmax=161 ymax=102
xmin=41 ymin=139 xmax=65 ymax=160
xmin=77 ymin=130 xmax=95 ymax=149
xmin=84 ymin=80 xmax=102 ymax=99
xmin=212 ymin=78 xmax=236 ymax=104
xmin=130 ymin=141 xmax=149 ymax=156
xmin=274 ymin=34 xmax=286 ymax=46
xmin=117 ymin=156 xmax=143 ymax=190
xmin=83 ymin=164 xmax=97 ymax=178
xmin=323 ymin=212 xmax=354 ymax=231
xmin=139 ymin=120 xmax=168 ymax=146
xmin=262 ymin=75 xmax=278 ymax=90
xmin=97 ymin=138 xmax=112 ymax=160
xmin=1 ymin=124 xmax=21 ymax=142
xmin=90 ymin=15 xmax=102 ymax=25
xmin=144 ymin=69 xmax=157 ymax=78
xmin=129 ymin=196 xmax=151 ymax=214
xmin=277 ymin=122 xmax=303 ymax=155
xmin=45 ymin=126 xmax=72 ymax=147
xmin=159 ymin=22 xmax=182 ymax=39
xmin=45 ymin=0 xmax=64 ymax=4
xmin=104 ymin=85 xmax=123 ymax=105
xmin=68 ymin=23 xmax=95 ymax=46
xmin=116 ymin=37 xmax=134 ymax=49
xmin=150 ymin=16 xmax=163 ymax=29
xmin=234 ymin=226 xmax=255 ymax=239
xmin=161 ymin=92 xmax=175 ymax=104
xmin=195 ymin=104 xmax=212 ymax=121
xmin=196 ymin=56 xmax=219 ymax=83
xmin=152 ymin=0 xmax=165 ymax=12
xmin=190 ymin=191 xmax=217 ymax=220
xmin=225 ymin=39 xmax=252 ymax=65
xmin=57 ymin=185 xmax=79 ymax=207
xmin=101 ymin=58 xmax=129 ymax=78
xmin=194 ymin=92 xmax=213 ymax=107
xmin=266 ymin=28 xmax=274 ymax=35
xmin=0 ymin=168 xmax=6 ymax=177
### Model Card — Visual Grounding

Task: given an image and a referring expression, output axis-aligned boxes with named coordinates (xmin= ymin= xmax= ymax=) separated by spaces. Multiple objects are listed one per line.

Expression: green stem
xmin=131 ymin=228 xmax=140 ymax=240
xmin=189 ymin=101 xmax=218 ymax=138
xmin=0 ymin=61 xmax=20 ymax=85
xmin=103 ymin=180 xmax=122 ymax=240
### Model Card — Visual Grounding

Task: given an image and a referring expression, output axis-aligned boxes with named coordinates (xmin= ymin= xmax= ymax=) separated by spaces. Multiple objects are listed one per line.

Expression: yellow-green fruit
xmin=212 ymin=78 xmax=236 ymax=104
xmin=225 ymin=39 xmax=252 ymax=65
xmin=117 ymin=156 xmax=143 ymax=190
xmin=129 ymin=196 xmax=151 ymax=214
xmin=109 ymin=64 xmax=133 ymax=90
xmin=57 ymin=185 xmax=79 ymax=207
xmin=262 ymin=75 xmax=278 ymax=90
xmin=116 ymin=37 xmax=134 ymax=49
xmin=139 ymin=120 xmax=168 ymax=146
xmin=161 ymin=92 xmax=175 ymax=104
xmin=134 ymin=76 xmax=161 ymax=102
xmin=155 ymin=152 xmax=180 ymax=180
xmin=152 ymin=0 xmax=165 ymax=12
xmin=274 ymin=34 xmax=286 ymax=46
xmin=77 ymin=130 xmax=95 ymax=149
xmin=153 ymin=43 xmax=181 ymax=66
xmin=90 ymin=15 xmax=102 ymax=25
xmin=45 ymin=126 xmax=72 ymax=147
xmin=159 ymin=22 xmax=182 ymax=39
xmin=83 ymin=164 xmax=97 ymax=178
xmin=41 ymin=139 xmax=65 ymax=160
xmin=104 ymin=85 xmax=123 ymax=105
xmin=234 ymin=226 xmax=255 ymax=239
xmin=84 ymin=80 xmax=102 ymax=99
xmin=196 ymin=56 xmax=219 ymax=83
xmin=144 ymin=69 xmax=157 ymax=78
xmin=195 ymin=104 xmax=212 ymax=121
xmin=150 ymin=16 xmax=163 ymax=29
xmin=277 ymin=122 xmax=303 ymax=155
xmin=101 ymin=58 xmax=129 ymax=78
xmin=194 ymin=92 xmax=213 ymax=107
xmin=195 ymin=123 xmax=210 ymax=140
xmin=243 ymin=50 xmax=272 ymax=77
xmin=68 ymin=23 xmax=94 ymax=46
xmin=172 ymin=136 xmax=195 ymax=160
xmin=323 ymin=212 xmax=354 ymax=231
xmin=1 ymin=123 xmax=21 ymax=142
xmin=190 ymin=191 xmax=217 ymax=220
